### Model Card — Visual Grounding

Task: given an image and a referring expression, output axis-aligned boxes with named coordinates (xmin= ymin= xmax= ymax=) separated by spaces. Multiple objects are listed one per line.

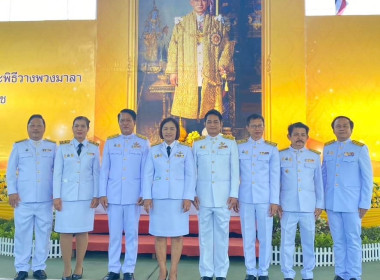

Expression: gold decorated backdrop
xmin=0 ymin=21 xmax=97 ymax=168
xmin=305 ymin=15 xmax=380 ymax=162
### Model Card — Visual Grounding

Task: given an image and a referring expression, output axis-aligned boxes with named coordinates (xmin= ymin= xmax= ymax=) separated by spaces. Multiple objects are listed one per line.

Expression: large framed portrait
xmin=136 ymin=0 xmax=263 ymax=142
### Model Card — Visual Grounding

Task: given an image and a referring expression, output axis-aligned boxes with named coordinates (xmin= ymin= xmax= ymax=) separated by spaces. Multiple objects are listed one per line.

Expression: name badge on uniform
xmin=132 ymin=142 xmax=141 ymax=149
xmin=87 ymin=152 xmax=95 ymax=156
xmin=200 ymin=145 xmax=206 ymax=149
xmin=218 ymin=142 xmax=228 ymax=149
xmin=64 ymin=154 xmax=74 ymax=158
xmin=154 ymin=153 xmax=163 ymax=158
xmin=344 ymin=152 xmax=354 ymax=156
xmin=42 ymin=149 xmax=52 ymax=152
xmin=241 ymin=150 xmax=249 ymax=155
xmin=305 ymin=159 xmax=315 ymax=163
xmin=260 ymin=151 xmax=269 ymax=155
xmin=175 ymin=151 xmax=184 ymax=158
xmin=327 ymin=151 xmax=334 ymax=155
xmin=113 ymin=143 xmax=121 ymax=148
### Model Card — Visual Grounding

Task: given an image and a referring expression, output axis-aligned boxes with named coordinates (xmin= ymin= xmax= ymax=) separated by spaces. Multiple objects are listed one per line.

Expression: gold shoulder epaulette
xmin=352 ymin=140 xmax=365 ymax=147
xmin=59 ymin=140 xmax=71 ymax=145
xmin=88 ymin=140 xmax=99 ymax=146
xmin=136 ymin=133 xmax=148 ymax=140
xmin=222 ymin=134 xmax=235 ymax=140
xmin=178 ymin=141 xmax=191 ymax=147
xmin=237 ymin=138 xmax=248 ymax=145
xmin=107 ymin=134 xmax=120 ymax=140
xmin=264 ymin=140 xmax=278 ymax=147
xmin=309 ymin=149 xmax=321 ymax=155
xmin=194 ymin=136 xmax=206 ymax=142
xmin=151 ymin=142 xmax=162 ymax=147
xmin=44 ymin=138 xmax=56 ymax=143
xmin=324 ymin=140 xmax=336 ymax=146
xmin=279 ymin=147 xmax=289 ymax=152
xmin=15 ymin=139 xmax=27 ymax=143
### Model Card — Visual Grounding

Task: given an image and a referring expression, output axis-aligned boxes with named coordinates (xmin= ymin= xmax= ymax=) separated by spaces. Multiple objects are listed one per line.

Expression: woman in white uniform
xmin=53 ymin=116 xmax=100 ymax=280
xmin=143 ymin=118 xmax=196 ymax=280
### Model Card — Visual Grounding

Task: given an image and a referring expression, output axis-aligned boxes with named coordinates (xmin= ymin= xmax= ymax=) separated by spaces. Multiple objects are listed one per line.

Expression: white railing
xmin=1 ymin=237 xmax=379 ymax=264
xmin=0 ymin=237 xmax=61 ymax=258
xmin=271 ymin=244 xmax=380 ymax=266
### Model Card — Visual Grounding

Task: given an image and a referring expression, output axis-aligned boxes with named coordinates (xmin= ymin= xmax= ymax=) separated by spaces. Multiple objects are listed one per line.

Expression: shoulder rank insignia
xmin=309 ymin=149 xmax=321 ymax=155
xmin=178 ymin=141 xmax=191 ymax=147
xmin=279 ymin=147 xmax=289 ymax=152
xmin=59 ymin=140 xmax=71 ymax=145
xmin=352 ymin=140 xmax=365 ymax=147
xmin=194 ymin=136 xmax=206 ymax=142
xmin=15 ymin=139 xmax=27 ymax=143
xmin=222 ymin=134 xmax=235 ymax=140
xmin=324 ymin=140 xmax=336 ymax=146
xmin=264 ymin=140 xmax=277 ymax=147
xmin=136 ymin=133 xmax=148 ymax=140
xmin=44 ymin=138 xmax=56 ymax=143
xmin=151 ymin=141 xmax=162 ymax=147
xmin=88 ymin=140 xmax=99 ymax=146
xmin=107 ymin=134 xmax=120 ymax=140
xmin=237 ymin=138 xmax=248 ymax=145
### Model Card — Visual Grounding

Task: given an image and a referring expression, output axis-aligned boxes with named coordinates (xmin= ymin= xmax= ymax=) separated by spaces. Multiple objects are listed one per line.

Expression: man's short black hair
xmin=27 ymin=114 xmax=45 ymax=127
xmin=246 ymin=114 xmax=264 ymax=126
xmin=288 ymin=122 xmax=309 ymax=136
xmin=204 ymin=109 xmax=222 ymax=122
xmin=331 ymin=116 xmax=354 ymax=130
xmin=118 ymin=109 xmax=137 ymax=121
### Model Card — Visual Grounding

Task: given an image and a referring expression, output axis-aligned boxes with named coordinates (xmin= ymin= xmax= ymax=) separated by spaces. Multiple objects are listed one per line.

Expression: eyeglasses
xmin=249 ymin=125 xmax=264 ymax=129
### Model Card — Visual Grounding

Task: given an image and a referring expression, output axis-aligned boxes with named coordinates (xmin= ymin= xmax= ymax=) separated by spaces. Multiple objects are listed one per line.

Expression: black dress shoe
xmin=258 ymin=277 xmax=269 ymax=280
xmin=334 ymin=277 xmax=344 ymax=280
xmin=123 ymin=272 xmax=135 ymax=280
xmin=349 ymin=279 xmax=357 ymax=280
xmin=284 ymin=278 xmax=293 ymax=280
xmin=216 ymin=278 xmax=226 ymax=280
xmin=62 ymin=277 xmax=71 ymax=280
xmin=302 ymin=279 xmax=313 ymax=280
xmin=245 ymin=275 xmax=256 ymax=280
xmin=33 ymin=270 xmax=47 ymax=280
xmin=200 ymin=277 xmax=213 ymax=280
xmin=103 ymin=272 xmax=121 ymax=280
xmin=14 ymin=271 xmax=28 ymax=280
xmin=72 ymin=268 xmax=83 ymax=280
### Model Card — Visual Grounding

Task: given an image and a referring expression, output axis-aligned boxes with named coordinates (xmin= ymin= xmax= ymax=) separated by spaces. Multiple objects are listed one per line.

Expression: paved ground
xmin=0 ymin=252 xmax=379 ymax=280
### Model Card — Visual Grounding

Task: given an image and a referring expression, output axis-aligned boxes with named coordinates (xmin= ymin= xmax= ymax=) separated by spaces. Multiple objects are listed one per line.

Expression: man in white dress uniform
xmin=100 ymin=109 xmax=150 ymax=280
xmin=7 ymin=114 xmax=56 ymax=280
xmin=192 ymin=109 xmax=239 ymax=280
xmin=279 ymin=122 xmax=324 ymax=280
xmin=322 ymin=116 xmax=373 ymax=280
xmin=237 ymin=114 xmax=280 ymax=280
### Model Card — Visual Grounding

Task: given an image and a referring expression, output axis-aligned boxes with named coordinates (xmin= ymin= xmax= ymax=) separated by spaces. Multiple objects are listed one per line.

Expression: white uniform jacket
xmin=99 ymin=133 xmax=150 ymax=205
xmin=143 ymin=141 xmax=196 ymax=200
xmin=7 ymin=139 xmax=56 ymax=202
xmin=193 ymin=134 xmax=239 ymax=207
xmin=53 ymin=139 xmax=100 ymax=201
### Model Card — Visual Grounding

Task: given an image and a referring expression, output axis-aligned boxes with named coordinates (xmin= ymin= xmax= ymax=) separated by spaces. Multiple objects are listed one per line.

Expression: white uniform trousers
xmin=14 ymin=201 xmax=53 ymax=272
xmin=327 ymin=210 xmax=362 ymax=280
xmin=240 ymin=202 xmax=273 ymax=277
xmin=280 ymin=212 xmax=315 ymax=280
xmin=198 ymin=206 xmax=230 ymax=278
xmin=107 ymin=204 xmax=140 ymax=273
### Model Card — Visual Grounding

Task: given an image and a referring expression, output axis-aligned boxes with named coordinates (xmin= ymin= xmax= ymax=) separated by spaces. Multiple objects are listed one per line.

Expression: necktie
xmin=167 ymin=146 xmax=171 ymax=157
xmin=77 ymin=143 xmax=83 ymax=156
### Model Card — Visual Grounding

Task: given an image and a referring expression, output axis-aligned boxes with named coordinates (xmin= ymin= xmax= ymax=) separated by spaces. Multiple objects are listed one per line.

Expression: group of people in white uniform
xmin=6 ymin=109 xmax=373 ymax=280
